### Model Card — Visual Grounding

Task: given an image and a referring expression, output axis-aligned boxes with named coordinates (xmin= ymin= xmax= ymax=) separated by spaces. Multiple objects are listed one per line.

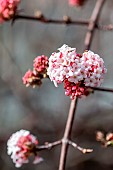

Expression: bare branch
xmin=36 ymin=140 xmax=62 ymax=151
xmin=13 ymin=14 xmax=89 ymax=26
xmin=91 ymin=86 xmax=113 ymax=93
xmin=68 ymin=140 xmax=93 ymax=154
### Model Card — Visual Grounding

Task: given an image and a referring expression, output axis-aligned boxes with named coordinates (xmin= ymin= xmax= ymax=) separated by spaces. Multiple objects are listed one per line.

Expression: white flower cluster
xmin=47 ymin=44 xmax=107 ymax=88
xmin=7 ymin=129 xmax=40 ymax=168
xmin=82 ymin=50 xmax=107 ymax=87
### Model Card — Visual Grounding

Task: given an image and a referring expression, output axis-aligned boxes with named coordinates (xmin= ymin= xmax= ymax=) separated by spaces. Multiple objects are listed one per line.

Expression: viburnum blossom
xmin=23 ymin=55 xmax=49 ymax=87
xmin=81 ymin=50 xmax=107 ymax=87
xmin=0 ymin=0 xmax=20 ymax=23
xmin=22 ymin=69 xmax=42 ymax=87
xmin=47 ymin=44 xmax=107 ymax=99
xmin=7 ymin=129 xmax=43 ymax=168
xmin=33 ymin=55 xmax=49 ymax=73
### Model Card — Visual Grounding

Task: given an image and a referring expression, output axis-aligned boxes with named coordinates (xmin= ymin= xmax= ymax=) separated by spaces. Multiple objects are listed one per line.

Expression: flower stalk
xmin=58 ymin=0 xmax=105 ymax=170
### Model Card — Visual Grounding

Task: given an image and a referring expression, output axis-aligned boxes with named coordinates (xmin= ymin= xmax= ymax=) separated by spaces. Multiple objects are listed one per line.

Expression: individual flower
xmin=47 ymin=44 xmax=107 ymax=99
xmin=69 ymin=0 xmax=85 ymax=7
xmin=22 ymin=69 xmax=42 ymax=87
xmin=33 ymin=55 xmax=49 ymax=73
xmin=0 ymin=0 xmax=20 ymax=23
xmin=7 ymin=129 xmax=43 ymax=168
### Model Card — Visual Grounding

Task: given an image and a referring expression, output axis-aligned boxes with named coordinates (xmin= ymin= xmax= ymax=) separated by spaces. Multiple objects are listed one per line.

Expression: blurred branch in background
xmin=13 ymin=13 xmax=113 ymax=31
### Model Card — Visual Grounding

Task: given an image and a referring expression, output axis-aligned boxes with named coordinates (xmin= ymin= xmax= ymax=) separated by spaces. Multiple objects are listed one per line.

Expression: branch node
xmin=63 ymin=15 xmax=71 ymax=24
xmin=45 ymin=142 xmax=52 ymax=149
xmin=62 ymin=138 xmax=69 ymax=144
xmin=34 ymin=10 xmax=44 ymax=19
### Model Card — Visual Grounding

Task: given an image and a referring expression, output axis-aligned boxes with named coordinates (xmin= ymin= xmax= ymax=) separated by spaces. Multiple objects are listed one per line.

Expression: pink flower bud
xmin=33 ymin=55 xmax=49 ymax=73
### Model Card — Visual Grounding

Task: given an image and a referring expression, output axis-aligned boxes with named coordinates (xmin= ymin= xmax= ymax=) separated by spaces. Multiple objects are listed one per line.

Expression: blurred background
xmin=0 ymin=0 xmax=113 ymax=169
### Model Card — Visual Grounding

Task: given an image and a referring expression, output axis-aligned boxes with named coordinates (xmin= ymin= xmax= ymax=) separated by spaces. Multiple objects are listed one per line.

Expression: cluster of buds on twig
xmin=0 ymin=0 xmax=20 ymax=23
xmin=22 ymin=55 xmax=49 ymax=87
xmin=96 ymin=131 xmax=113 ymax=147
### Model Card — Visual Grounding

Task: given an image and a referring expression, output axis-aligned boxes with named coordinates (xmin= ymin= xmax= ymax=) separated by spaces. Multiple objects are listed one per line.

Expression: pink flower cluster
xmin=22 ymin=69 xmax=42 ymax=87
xmin=0 ymin=0 xmax=20 ymax=23
xmin=23 ymin=55 xmax=49 ymax=87
xmin=47 ymin=44 xmax=107 ymax=99
xmin=64 ymin=79 xmax=93 ymax=99
xmin=69 ymin=0 xmax=84 ymax=6
xmin=33 ymin=55 xmax=49 ymax=73
xmin=7 ymin=130 xmax=43 ymax=168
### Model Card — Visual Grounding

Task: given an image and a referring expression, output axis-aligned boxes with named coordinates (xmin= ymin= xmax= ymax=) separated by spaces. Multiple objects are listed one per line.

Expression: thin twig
xmin=14 ymin=14 xmax=113 ymax=30
xmin=90 ymin=86 xmax=113 ymax=93
xmin=68 ymin=140 xmax=93 ymax=154
xmin=13 ymin=14 xmax=89 ymax=26
xmin=12 ymin=12 xmax=113 ymax=34
xmin=13 ymin=14 xmax=113 ymax=32
xmin=36 ymin=140 xmax=62 ymax=151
